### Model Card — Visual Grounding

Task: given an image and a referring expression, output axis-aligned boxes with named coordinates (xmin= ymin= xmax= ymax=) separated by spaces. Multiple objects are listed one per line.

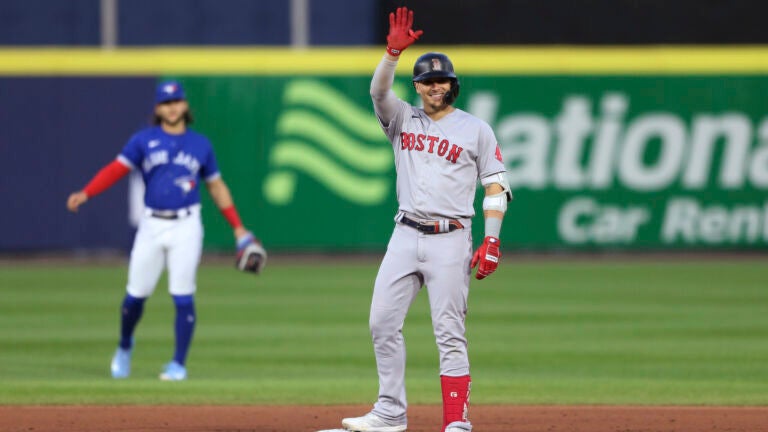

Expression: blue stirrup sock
xmin=119 ymin=294 xmax=146 ymax=350
xmin=172 ymin=294 xmax=196 ymax=366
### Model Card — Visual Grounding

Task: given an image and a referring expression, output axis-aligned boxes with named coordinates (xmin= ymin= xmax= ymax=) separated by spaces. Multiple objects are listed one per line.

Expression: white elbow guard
xmin=480 ymin=172 xmax=513 ymax=203
xmin=483 ymin=193 xmax=508 ymax=212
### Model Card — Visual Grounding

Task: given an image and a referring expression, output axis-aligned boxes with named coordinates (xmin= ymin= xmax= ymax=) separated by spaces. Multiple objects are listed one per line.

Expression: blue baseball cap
xmin=155 ymin=81 xmax=186 ymax=104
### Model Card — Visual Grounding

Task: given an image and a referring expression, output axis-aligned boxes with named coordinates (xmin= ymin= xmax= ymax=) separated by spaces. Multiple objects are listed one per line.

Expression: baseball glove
xmin=236 ymin=233 xmax=267 ymax=274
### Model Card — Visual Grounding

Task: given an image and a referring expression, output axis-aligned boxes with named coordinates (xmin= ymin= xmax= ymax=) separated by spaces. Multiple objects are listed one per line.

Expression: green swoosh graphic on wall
xmin=277 ymin=110 xmax=391 ymax=172
xmin=284 ymin=80 xmax=383 ymax=139
xmin=265 ymin=79 xmax=407 ymax=206
xmin=264 ymin=142 xmax=388 ymax=205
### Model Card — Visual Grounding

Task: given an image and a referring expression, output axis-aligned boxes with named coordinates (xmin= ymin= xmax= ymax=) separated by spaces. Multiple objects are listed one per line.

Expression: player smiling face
xmin=155 ymin=99 xmax=189 ymax=129
xmin=415 ymin=77 xmax=453 ymax=113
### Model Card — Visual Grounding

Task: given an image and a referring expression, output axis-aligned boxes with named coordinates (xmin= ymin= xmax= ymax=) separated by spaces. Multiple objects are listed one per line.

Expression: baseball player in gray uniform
xmin=333 ymin=7 xmax=512 ymax=432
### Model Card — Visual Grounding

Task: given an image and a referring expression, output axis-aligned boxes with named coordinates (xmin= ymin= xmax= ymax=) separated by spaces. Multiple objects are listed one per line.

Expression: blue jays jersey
xmin=117 ymin=126 xmax=221 ymax=210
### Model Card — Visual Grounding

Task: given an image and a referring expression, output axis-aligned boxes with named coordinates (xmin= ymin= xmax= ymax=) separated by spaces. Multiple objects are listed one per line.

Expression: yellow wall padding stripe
xmin=2 ymin=46 xmax=768 ymax=76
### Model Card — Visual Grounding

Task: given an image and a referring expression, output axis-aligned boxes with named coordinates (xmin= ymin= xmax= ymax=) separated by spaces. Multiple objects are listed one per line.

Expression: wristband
xmin=484 ymin=217 xmax=503 ymax=239
xmin=386 ymin=46 xmax=402 ymax=57
xmin=236 ymin=232 xmax=255 ymax=250
xmin=221 ymin=205 xmax=243 ymax=229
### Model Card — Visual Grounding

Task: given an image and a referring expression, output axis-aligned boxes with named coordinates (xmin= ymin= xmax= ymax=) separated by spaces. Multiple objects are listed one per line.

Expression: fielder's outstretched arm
xmin=66 ymin=160 xmax=132 ymax=212
xmin=205 ymin=177 xmax=249 ymax=240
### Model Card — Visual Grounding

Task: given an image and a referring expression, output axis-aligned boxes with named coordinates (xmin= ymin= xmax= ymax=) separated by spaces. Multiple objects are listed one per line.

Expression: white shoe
xmin=341 ymin=413 xmax=406 ymax=432
xmin=159 ymin=361 xmax=187 ymax=381
xmin=110 ymin=347 xmax=131 ymax=379
xmin=445 ymin=421 xmax=472 ymax=432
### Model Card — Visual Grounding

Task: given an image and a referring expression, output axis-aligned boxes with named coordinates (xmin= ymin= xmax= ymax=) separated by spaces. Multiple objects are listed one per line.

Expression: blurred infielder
xmin=66 ymin=81 xmax=265 ymax=381
xmin=333 ymin=7 xmax=511 ymax=432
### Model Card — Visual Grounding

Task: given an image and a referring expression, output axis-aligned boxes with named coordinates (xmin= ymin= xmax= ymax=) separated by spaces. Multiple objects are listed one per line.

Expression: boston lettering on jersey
xmin=400 ymin=132 xmax=464 ymax=164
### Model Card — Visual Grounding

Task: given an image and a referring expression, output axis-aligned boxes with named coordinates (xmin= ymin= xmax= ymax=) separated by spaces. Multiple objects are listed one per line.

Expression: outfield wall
xmin=2 ymin=47 xmax=767 ymax=252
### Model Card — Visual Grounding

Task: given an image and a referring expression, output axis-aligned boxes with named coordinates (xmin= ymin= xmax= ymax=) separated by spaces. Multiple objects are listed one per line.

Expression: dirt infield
xmin=2 ymin=405 xmax=767 ymax=432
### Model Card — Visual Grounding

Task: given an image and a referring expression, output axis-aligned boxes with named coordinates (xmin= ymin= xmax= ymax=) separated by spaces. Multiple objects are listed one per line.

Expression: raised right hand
xmin=386 ymin=7 xmax=423 ymax=57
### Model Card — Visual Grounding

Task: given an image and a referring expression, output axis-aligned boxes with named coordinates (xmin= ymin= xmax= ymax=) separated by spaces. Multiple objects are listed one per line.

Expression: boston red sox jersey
xmin=373 ymin=73 xmax=505 ymax=220
xmin=117 ymin=126 xmax=220 ymax=210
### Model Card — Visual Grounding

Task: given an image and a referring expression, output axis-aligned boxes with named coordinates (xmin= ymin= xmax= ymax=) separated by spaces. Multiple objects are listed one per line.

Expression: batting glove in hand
xmin=386 ymin=7 xmax=423 ymax=57
xmin=471 ymin=236 xmax=501 ymax=280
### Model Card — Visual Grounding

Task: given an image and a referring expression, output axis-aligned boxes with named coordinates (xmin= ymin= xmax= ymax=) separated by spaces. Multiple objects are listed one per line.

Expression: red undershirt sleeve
xmin=83 ymin=160 xmax=131 ymax=198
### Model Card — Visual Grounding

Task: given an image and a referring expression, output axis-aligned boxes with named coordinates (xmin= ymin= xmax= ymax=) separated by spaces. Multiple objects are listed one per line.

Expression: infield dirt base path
xmin=2 ymin=405 xmax=767 ymax=432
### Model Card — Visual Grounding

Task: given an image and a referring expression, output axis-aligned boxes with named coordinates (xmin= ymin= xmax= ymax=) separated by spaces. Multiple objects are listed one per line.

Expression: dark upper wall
xmin=0 ymin=0 xmax=378 ymax=46
xmin=119 ymin=0 xmax=292 ymax=45
xmin=0 ymin=78 xmax=154 ymax=251
xmin=5 ymin=0 xmax=766 ymax=47
xmin=378 ymin=0 xmax=767 ymax=45
xmin=0 ymin=0 xmax=100 ymax=45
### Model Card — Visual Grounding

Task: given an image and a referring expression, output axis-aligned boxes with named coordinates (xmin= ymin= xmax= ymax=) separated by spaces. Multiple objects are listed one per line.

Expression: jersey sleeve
xmin=117 ymin=132 xmax=145 ymax=170
xmin=371 ymin=55 xmax=411 ymax=145
xmin=200 ymin=139 xmax=222 ymax=182
xmin=370 ymin=56 xmax=400 ymax=125
xmin=376 ymin=99 xmax=411 ymax=145
xmin=476 ymin=122 xmax=506 ymax=180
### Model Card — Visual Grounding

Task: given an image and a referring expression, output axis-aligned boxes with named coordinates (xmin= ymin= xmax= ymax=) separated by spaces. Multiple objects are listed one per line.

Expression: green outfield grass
xmin=1 ymin=257 xmax=767 ymax=405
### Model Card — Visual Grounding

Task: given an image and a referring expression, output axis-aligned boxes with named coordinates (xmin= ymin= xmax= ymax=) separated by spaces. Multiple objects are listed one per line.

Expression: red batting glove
xmin=386 ymin=7 xmax=423 ymax=57
xmin=471 ymin=236 xmax=501 ymax=280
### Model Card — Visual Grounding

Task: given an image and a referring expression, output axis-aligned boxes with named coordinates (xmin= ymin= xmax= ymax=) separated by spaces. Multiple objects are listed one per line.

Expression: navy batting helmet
xmin=412 ymin=52 xmax=460 ymax=104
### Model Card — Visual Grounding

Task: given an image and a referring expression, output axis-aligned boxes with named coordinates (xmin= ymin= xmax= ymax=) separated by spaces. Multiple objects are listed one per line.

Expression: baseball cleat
xmin=159 ymin=361 xmax=187 ymax=381
xmin=110 ymin=347 xmax=131 ymax=379
xmin=341 ymin=413 xmax=406 ymax=432
xmin=444 ymin=421 xmax=472 ymax=432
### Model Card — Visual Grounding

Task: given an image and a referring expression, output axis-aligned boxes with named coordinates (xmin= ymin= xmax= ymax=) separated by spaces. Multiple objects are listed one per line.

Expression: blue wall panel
xmin=0 ymin=0 xmax=99 ymax=45
xmin=309 ymin=1 xmax=377 ymax=45
xmin=119 ymin=0 xmax=291 ymax=45
xmin=0 ymin=77 xmax=156 ymax=251
xmin=0 ymin=0 xmax=377 ymax=46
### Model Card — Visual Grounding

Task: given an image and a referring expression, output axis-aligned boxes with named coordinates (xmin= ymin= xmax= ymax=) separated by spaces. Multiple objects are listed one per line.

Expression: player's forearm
xmin=82 ymin=160 xmax=131 ymax=198
xmin=207 ymin=178 xmax=247 ymax=235
xmin=370 ymin=55 xmax=398 ymax=100
xmin=371 ymin=56 xmax=402 ymax=124
xmin=483 ymin=212 xmax=504 ymax=238
xmin=206 ymin=178 xmax=234 ymax=210
xmin=482 ymin=183 xmax=506 ymax=238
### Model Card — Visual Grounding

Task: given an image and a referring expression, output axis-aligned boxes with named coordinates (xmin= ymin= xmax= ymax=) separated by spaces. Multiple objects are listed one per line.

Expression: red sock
xmin=440 ymin=375 xmax=471 ymax=430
